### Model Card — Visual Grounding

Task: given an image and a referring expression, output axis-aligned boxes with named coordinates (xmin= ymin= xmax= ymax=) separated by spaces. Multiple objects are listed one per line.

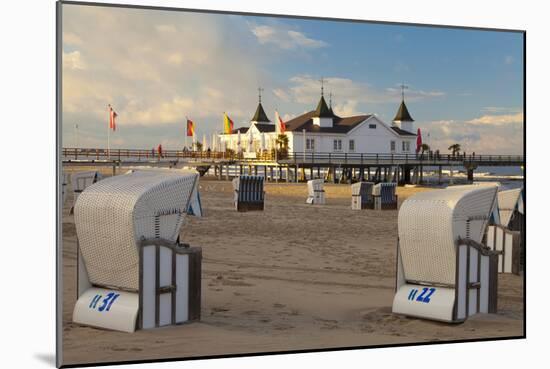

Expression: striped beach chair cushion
xmin=233 ymin=176 xmax=265 ymax=211
xmin=380 ymin=183 xmax=396 ymax=204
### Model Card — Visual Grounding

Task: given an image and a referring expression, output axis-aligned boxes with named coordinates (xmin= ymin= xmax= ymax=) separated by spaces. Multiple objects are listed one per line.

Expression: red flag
xmin=186 ymin=119 xmax=195 ymax=137
xmin=277 ymin=113 xmax=286 ymax=134
xmin=416 ymin=128 xmax=422 ymax=153
xmin=109 ymin=104 xmax=118 ymax=131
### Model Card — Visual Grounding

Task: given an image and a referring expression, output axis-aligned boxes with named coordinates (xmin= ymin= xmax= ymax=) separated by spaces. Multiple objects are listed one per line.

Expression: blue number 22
xmin=408 ymin=287 xmax=436 ymax=303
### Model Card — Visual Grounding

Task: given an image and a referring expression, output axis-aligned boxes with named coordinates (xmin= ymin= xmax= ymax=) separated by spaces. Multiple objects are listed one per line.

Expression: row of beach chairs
xmin=351 ymin=182 xmax=397 ymax=210
xmin=67 ymin=169 xmax=521 ymax=332
xmin=231 ymin=177 xmax=398 ymax=211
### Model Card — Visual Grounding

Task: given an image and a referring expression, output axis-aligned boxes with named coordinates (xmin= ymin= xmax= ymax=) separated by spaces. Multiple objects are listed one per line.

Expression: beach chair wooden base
xmin=374 ymin=195 xmax=398 ymax=210
xmin=486 ymin=224 xmax=522 ymax=274
xmin=351 ymin=196 xmax=374 ymax=210
xmin=237 ymin=202 xmax=265 ymax=212
xmin=392 ymin=239 xmax=499 ymax=323
xmin=351 ymin=182 xmax=375 ymax=210
xmin=306 ymin=191 xmax=325 ymax=205
xmin=73 ymin=239 xmax=202 ymax=333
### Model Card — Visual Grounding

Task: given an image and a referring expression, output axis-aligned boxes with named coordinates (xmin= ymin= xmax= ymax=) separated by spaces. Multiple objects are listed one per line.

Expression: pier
xmin=62 ymin=148 xmax=524 ymax=185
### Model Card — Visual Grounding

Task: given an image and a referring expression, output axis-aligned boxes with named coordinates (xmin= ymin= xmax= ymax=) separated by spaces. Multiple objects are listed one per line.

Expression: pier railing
xmin=282 ymin=152 xmax=524 ymax=166
xmin=62 ymin=148 xmax=524 ymax=167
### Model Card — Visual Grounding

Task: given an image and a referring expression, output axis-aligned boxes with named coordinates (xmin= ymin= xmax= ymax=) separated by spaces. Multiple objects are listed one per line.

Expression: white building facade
xmin=218 ymin=93 xmax=418 ymax=156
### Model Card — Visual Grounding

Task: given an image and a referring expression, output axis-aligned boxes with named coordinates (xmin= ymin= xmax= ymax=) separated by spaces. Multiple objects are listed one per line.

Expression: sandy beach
xmin=61 ymin=169 xmax=524 ymax=366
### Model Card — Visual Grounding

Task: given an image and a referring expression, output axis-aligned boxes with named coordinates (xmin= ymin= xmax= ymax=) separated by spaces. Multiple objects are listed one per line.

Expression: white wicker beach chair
xmin=497 ymin=188 xmax=522 ymax=228
xmin=482 ymin=188 xmax=524 ymax=275
xmin=392 ymin=185 xmax=500 ymax=322
xmin=306 ymin=179 xmax=325 ymax=205
xmin=72 ymin=170 xmax=202 ymax=332
xmin=351 ymin=182 xmax=374 ymax=210
xmin=70 ymin=171 xmax=102 ymax=213
xmin=372 ymin=183 xmax=397 ymax=210
xmin=232 ymin=175 xmax=265 ymax=211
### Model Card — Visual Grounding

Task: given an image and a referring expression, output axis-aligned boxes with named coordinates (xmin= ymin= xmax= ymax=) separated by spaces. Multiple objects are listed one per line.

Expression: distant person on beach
xmin=158 ymin=144 xmax=163 ymax=158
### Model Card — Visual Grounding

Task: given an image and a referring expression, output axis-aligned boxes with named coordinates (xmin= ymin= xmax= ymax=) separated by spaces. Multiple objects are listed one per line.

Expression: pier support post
xmin=467 ymin=168 xmax=474 ymax=182
xmin=263 ymin=165 xmax=267 ymax=180
xmin=225 ymin=164 xmax=230 ymax=181
xmin=438 ymin=166 xmax=442 ymax=185
xmin=395 ymin=165 xmax=401 ymax=185
xmin=310 ymin=167 xmax=314 ymax=180
xmin=403 ymin=165 xmax=412 ymax=184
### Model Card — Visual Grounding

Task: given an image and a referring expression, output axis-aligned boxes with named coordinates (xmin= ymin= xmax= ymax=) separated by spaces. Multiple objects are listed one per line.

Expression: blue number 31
xmin=89 ymin=292 xmax=120 ymax=312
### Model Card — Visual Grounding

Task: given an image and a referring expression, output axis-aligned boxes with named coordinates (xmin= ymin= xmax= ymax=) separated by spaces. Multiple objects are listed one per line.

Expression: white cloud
xmin=385 ymin=86 xmax=445 ymax=100
xmin=421 ymin=115 xmax=523 ymax=155
xmin=272 ymin=88 xmax=290 ymax=102
xmin=333 ymin=100 xmax=363 ymax=116
xmin=61 ymin=6 xmax=270 ymax=139
xmin=63 ymin=50 xmax=86 ymax=70
xmin=155 ymin=24 xmax=177 ymax=33
xmin=166 ymin=52 xmax=184 ymax=65
xmin=250 ymin=24 xmax=328 ymax=50
xmin=280 ymin=75 xmax=444 ymax=110
xmin=482 ymin=106 xmax=521 ymax=113
xmin=466 ymin=112 xmax=523 ymax=126
xmin=63 ymin=32 xmax=82 ymax=45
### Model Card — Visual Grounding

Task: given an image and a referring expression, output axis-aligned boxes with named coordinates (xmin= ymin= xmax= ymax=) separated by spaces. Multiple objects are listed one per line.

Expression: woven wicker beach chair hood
xmin=398 ymin=185 xmax=498 ymax=285
xmin=497 ymin=188 xmax=523 ymax=227
xmin=393 ymin=184 xmax=501 ymax=322
xmin=74 ymin=170 xmax=198 ymax=291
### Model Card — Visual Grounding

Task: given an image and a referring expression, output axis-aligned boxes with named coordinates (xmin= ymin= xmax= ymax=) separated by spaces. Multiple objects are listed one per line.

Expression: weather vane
xmin=400 ymin=82 xmax=408 ymax=100
xmin=319 ymin=77 xmax=325 ymax=96
xmin=258 ymin=87 xmax=264 ymax=103
xmin=329 ymin=91 xmax=333 ymax=108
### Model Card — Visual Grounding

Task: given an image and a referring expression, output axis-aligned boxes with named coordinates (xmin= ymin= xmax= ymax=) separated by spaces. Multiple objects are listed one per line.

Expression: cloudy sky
xmin=62 ymin=3 xmax=524 ymax=154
